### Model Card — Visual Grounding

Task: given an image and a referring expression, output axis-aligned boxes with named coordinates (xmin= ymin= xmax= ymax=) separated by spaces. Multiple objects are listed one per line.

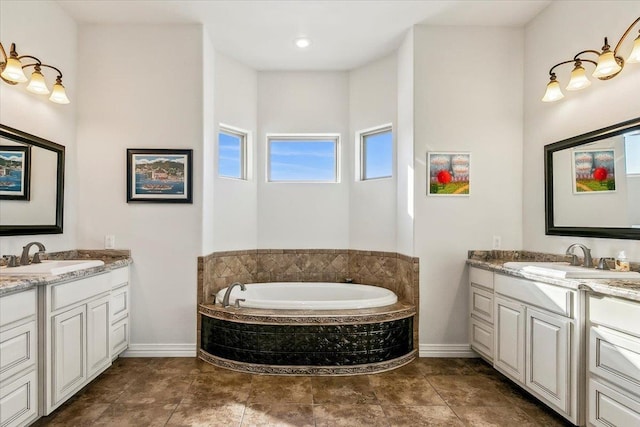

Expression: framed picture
xmin=127 ymin=149 xmax=193 ymax=203
xmin=427 ymin=152 xmax=470 ymax=196
xmin=572 ymin=149 xmax=615 ymax=194
xmin=0 ymin=145 xmax=31 ymax=200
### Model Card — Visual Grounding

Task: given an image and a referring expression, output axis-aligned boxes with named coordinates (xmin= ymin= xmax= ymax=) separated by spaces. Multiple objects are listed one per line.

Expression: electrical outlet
xmin=492 ymin=235 xmax=502 ymax=250
xmin=105 ymin=235 xmax=115 ymax=249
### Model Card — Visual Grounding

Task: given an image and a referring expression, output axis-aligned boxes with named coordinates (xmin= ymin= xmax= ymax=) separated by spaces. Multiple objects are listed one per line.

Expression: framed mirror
xmin=0 ymin=124 xmax=64 ymax=235
xmin=545 ymin=117 xmax=640 ymax=240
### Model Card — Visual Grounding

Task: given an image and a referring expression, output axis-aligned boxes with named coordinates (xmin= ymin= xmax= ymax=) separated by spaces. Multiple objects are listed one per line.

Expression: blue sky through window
xmin=269 ymin=139 xmax=337 ymax=181
xmin=218 ymin=131 xmax=243 ymax=179
xmin=363 ymin=129 xmax=392 ymax=179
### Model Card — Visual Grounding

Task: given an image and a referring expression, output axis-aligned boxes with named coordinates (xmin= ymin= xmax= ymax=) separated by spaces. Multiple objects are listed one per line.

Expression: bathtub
xmin=215 ymin=282 xmax=398 ymax=310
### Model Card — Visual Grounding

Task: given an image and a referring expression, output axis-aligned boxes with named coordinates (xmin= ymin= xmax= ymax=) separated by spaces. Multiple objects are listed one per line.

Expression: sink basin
xmin=0 ymin=260 xmax=105 ymax=276
xmin=503 ymin=261 xmax=640 ymax=279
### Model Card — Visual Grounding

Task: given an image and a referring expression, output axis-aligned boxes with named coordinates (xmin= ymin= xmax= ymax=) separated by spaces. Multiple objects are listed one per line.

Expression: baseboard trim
xmin=418 ymin=344 xmax=478 ymax=358
xmin=121 ymin=343 xmax=197 ymax=358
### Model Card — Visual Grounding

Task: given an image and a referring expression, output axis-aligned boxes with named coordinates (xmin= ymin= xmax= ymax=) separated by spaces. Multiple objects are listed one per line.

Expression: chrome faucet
xmin=20 ymin=241 xmax=46 ymax=266
xmin=222 ymin=282 xmax=246 ymax=307
xmin=565 ymin=243 xmax=593 ymax=268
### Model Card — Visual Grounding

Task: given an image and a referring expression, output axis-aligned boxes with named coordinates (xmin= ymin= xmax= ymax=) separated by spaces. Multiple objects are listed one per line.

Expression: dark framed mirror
xmin=545 ymin=117 xmax=640 ymax=240
xmin=0 ymin=124 xmax=64 ymax=235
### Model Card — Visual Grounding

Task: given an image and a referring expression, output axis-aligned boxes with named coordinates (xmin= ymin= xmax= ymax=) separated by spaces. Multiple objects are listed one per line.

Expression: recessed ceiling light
xmin=294 ymin=37 xmax=311 ymax=49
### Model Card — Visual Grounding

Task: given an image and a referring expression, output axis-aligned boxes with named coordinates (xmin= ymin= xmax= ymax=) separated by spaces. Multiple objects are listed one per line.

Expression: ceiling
xmin=57 ymin=0 xmax=551 ymax=70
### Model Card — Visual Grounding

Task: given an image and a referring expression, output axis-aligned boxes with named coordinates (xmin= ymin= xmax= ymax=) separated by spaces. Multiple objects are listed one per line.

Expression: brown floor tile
xmin=509 ymin=396 xmax=575 ymax=426
xmin=372 ymin=360 xmax=426 ymax=377
xmin=369 ymin=375 xmax=446 ymax=406
xmin=383 ymin=405 xmax=464 ymax=427
xmin=33 ymin=402 xmax=110 ymax=426
xmin=166 ymin=401 xmax=245 ymax=427
xmin=451 ymin=405 xmax=539 ymax=426
xmin=414 ymin=358 xmax=478 ymax=376
xmin=249 ymin=376 xmax=313 ymax=404
xmin=427 ymin=375 xmax=511 ymax=406
xmin=92 ymin=403 xmax=178 ymax=426
xmin=155 ymin=357 xmax=220 ymax=375
xmin=116 ymin=373 xmax=194 ymax=404
xmin=312 ymin=376 xmax=377 ymax=404
xmin=183 ymin=371 xmax=253 ymax=404
xmin=241 ymin=403 xmax=314 ymax=427
xmin=314 ymin=404 xmax=389 ymax=427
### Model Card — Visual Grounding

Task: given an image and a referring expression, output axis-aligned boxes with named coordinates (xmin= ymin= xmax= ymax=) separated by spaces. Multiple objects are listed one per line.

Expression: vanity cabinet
xmin=469 ymin=267 xmax=495 ymax=361
xmin=587 ymin=294 xmax=640 ymax=426
xmin=0 ymin=289 xmax=38 ymax=427
xmin=109 ymin=267 xmax=130 ymax=359
xmin=40 ymin=273 xmax=112 ymax=415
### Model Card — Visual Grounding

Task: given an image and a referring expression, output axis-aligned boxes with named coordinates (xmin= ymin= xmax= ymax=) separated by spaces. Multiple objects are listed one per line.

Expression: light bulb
xmin=627 ymin=34 xmax=640 ymax=64
xmin=49 ymin=79 xmax=70 ymax=104
xmin=26 ymin=68 xmax=50 ymax=95
xmin=294 ymin=37 xmax=311 ymax=48
xmin=1 ymin=56 xmax=28 ymax=83
xmin=542 ymin=78 xmax=564 ymax=102
xmin=566 ymin=62 xmax=591 ymax=91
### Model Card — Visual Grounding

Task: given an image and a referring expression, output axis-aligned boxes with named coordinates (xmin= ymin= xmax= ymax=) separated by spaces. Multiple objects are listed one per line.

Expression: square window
xmin=267 ymin=135 xmax=339 ymax=182
xmin=360 ymin=125 xmax=392 ymax=180
xmin=218 ymin=126 xmax=247 ymax=179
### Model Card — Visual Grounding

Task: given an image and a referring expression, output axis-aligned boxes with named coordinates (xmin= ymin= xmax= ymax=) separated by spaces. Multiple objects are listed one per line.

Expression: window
xmin=625 ymin=133 xmax=640 ymax=175
xmin=267 ymin=135 xmax=339 ymax=182
xmin=218 ymin=125 xmax=247 ymax=179
xmin=359 ymin=125 xmax=392 ymax=180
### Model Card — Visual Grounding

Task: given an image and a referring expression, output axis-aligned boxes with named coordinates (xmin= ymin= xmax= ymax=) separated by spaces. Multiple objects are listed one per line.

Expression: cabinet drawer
xmin=470 ymin=267 xmax=494 ymax=290
xmin=589 ymin=295 xmax=640 ymax=337
xmin=110 ymin=285 xmax=128 ymax=321
xmin=470 ymin=316 xmax=493 ymax=361
xmin=590 ymin=325 xmax=640 ymax=397
xmin=0 ymin=369 xmax=37 ymax=427
xmin=589 ymin=378 xmax=640 ymax=427
xmin=111 ymin=317 xmax=129 ymax=358
xmin=495 ymin=274 xmax=574 ymax=317
xmin=110 ymin=267 xmax=129 ymax=288
xmin=470 ymin=285 xmax=493 ymax=324
xmin=0 ymin=321 xmax=36 ymax=382
xmin=51 ymin=273 xmax=110 ymax=312
xmin=0 ymin=290 xmax=36 ymax=328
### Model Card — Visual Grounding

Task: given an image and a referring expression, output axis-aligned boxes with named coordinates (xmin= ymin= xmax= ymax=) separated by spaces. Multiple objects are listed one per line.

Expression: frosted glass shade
xmin=627 ymin=35 xmax=640 ymax=64
xmin=593 ymin=50 xmax=622 ymax=78
xmin=1 ymin=57 xmax=28 ymax=83
xmin=566 ymin=65 xmax=591 ymax=91
xmin=542 ymin=79 xmax=564 ymax=102
xmin=26 ymin=70 xmax=50 ymax=95
xmin=49 ymin=81 xmax=70 ymax=104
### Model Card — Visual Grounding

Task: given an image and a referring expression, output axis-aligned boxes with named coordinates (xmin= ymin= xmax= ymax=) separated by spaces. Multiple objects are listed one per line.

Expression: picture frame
xmin=0 ymin=145 xmax=31 ymax=200
xmin=427 ymin=152 xmax=470 ymax=196
xmin=127 ymin=148 xmax=193 ymax=203
xmin=572 ymin=148 xmax=616 ymax=194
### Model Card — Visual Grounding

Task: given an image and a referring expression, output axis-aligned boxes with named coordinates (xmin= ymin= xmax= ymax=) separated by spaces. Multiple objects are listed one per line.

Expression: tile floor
xmin=33 ymin=357 xmax=574 ymax=426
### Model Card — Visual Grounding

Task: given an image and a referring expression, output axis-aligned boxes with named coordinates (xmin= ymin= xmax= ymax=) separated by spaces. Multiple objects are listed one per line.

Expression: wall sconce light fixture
xmin=0 ymin=42 xmax=70 ymax=104
xmin=542 ymin=17 xmax=640 ymax=102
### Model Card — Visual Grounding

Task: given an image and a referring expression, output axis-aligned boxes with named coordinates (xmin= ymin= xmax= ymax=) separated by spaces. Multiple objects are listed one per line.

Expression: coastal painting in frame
xmin=572 ymin=149 xmax=616 ymax=194
xmin=127 ymin=148 xmax=193 ymax=203
xmin=427 ymin=152 xmax=470 ymax=196
xmin=0 ymin=145 xmax=31 ymax=200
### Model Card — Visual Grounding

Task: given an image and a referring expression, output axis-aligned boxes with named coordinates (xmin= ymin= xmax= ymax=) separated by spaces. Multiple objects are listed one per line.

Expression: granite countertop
xmin=467 ymin=250 xmax=640 ymax=302
xmin=0 ymin=250 xmax=132 ymax=297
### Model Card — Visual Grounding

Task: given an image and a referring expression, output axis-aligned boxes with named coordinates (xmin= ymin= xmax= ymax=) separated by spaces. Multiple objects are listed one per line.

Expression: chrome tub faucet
xmin=565 ymin=243 xmax=593 ymax=268
xmin=222 ymin=282 xmax=246 ymax=308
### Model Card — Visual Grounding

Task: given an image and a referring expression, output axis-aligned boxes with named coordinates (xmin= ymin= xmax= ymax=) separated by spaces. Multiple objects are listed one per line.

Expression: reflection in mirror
xmin=0 ymin=125 xmax=64 ymax=235
xmin=545 ymin=117 xmax=640 ymax=240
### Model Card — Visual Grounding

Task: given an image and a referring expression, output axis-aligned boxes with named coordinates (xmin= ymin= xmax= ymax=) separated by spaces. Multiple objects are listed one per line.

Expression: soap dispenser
xmin=615 ymin=251 xmax=630 ymax=272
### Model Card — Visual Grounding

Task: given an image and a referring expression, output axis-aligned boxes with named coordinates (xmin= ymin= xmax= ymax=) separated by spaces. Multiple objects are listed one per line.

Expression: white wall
xmin=349 ymin=54 xmax=397 ymax=252
xmin=76 ymin=24 xmax=204 ymax=354
xmin=413 ymin=26 xmax=524 ymax=351
xmin=396 ymin=29 xmax=415 ymax=257
xmin=0 ymin=0 xmax=77 ymax=255
xmin=213 ymin=53 xmax=258 ymax=251
xmin=201 ymin=30 xmax=216 ymax=255
xmin=257 ymin=72 xmax=350 ymax=249
xmin=524 ymin=1 xmax=640 ymax=261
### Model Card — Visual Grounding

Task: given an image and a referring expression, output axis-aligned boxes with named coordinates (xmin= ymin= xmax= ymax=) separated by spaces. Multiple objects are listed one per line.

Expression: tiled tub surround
xmin=197 ymin=249 xmax=418 ymax=375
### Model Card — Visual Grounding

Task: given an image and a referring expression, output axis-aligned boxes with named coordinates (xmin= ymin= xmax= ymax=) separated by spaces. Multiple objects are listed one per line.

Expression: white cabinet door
xmin=52 ymin=305 xmax=86 ymax=406
xmin=495 ymin=296 xmax=525 ymax=383
xmin=87 ymin=296 xmax=110 ymax=378
xmin=526 ymin=307 xmax=570 ymax=413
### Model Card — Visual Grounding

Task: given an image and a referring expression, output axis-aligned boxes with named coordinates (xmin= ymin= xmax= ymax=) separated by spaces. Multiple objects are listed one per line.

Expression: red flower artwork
xmin=593 ymin=167 xmax=608 ymax=181
xmin=437 ymin=170 xmax=452 ymax=184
